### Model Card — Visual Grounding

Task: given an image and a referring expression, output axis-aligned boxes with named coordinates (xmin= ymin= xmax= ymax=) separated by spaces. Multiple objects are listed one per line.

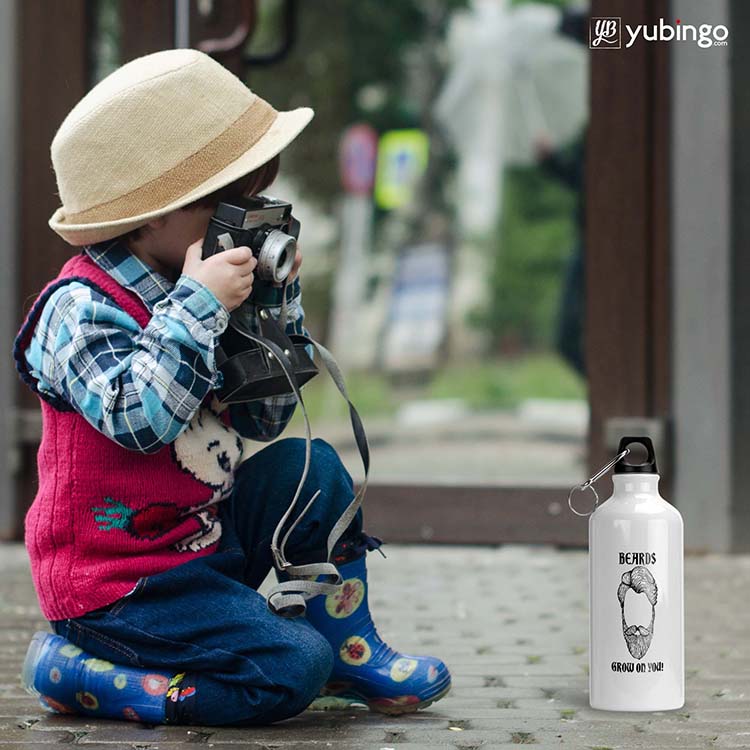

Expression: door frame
xmin=369 ymin=0 xmax=672 ymax=546
xmin=586 ymin=0 xmax=671 ymax=483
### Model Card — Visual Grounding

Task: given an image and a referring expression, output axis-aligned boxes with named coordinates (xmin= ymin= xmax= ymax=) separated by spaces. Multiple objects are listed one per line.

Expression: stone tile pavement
xmin=0 ymin=542 xmax=748 ymax=749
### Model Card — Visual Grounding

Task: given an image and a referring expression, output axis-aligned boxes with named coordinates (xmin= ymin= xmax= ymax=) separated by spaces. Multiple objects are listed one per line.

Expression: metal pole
xmin=175 ymin=0 xmax=191 ymax=48
xmin=0 ymin=0 xmax=19 ymax=539
xmin=672 ymin=0 xmax=731 ymax=552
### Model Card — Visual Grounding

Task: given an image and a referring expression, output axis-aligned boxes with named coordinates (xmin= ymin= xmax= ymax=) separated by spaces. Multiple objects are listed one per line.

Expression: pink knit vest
xmin=13 ymin=251 xmax=244 ymax=620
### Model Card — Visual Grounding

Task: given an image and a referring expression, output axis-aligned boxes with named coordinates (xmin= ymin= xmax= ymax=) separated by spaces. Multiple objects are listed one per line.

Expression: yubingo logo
xmin=590 ymin=18 xmax=729 ymax=50
xmin=590 ymin=18 xmax=621 ymax=49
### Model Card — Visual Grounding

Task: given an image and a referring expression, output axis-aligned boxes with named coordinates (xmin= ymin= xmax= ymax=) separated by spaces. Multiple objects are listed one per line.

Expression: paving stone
xmin=713 ymin=732 xmax=750 ymax=748
xmin=0 ymin=728 xmax=77 ymax=742
xmin=0 ymin=543 xmax=748 ymax=748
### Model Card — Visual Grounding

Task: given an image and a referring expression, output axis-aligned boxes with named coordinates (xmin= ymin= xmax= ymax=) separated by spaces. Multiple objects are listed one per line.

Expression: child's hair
xmin=119 ymin=153 xmax=281 ymax=244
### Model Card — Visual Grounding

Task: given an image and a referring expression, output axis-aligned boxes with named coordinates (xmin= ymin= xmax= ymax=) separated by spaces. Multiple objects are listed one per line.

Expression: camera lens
xmin=257 ymin=229 xmax=296 ymax=283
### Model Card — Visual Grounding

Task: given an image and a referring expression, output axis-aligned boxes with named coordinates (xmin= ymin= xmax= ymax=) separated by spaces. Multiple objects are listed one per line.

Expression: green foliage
xmin=428 ymin=353 xmax=586 ymax=410
xmin=511 ymin=0 xmax=572 ymax=6
xmin=287 ymin=367 xmax=397 ymax=428
xmin=472 ymin=165 xmax=578 ymax=350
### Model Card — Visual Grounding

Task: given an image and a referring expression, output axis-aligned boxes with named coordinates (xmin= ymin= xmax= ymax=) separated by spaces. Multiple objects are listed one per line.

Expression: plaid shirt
xmin=22 ymin=240 xmax=306 ymax=451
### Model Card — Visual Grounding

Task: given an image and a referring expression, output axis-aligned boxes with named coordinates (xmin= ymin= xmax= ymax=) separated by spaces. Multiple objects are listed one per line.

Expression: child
xmin=13 ymin=49 xmax=450 ymax=727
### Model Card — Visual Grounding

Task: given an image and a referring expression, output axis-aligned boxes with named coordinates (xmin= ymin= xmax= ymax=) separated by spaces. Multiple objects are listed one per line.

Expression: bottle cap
xmin=614 ymin=436 xmax=658 ymax=474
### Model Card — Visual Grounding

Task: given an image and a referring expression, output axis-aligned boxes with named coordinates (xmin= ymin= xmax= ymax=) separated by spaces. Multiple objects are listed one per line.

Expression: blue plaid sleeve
xmin=24 ymin=275 xmax=230 ymax=453
xmin=226 ymin=277 xmax=310 ymax=441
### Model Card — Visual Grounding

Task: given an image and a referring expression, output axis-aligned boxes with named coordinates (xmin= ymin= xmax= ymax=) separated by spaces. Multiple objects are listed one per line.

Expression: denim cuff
xmin=332 ymin=532 xmax=385 ymax=564
xmin=164 ymin=671 xmax=199 ymax=725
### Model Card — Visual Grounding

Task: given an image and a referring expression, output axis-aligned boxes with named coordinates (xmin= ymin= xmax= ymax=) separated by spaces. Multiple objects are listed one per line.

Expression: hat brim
xmin=49 ymin=107 xmax=314 ymax=246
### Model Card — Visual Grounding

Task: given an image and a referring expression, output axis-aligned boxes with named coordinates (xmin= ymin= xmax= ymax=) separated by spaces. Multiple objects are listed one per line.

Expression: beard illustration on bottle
xmin=617 ymin=565 xmax=658 ymax=660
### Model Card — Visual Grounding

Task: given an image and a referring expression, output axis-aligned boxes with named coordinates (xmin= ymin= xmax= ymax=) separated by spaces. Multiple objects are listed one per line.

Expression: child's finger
xmin=288 ymin=250 xmax=303 ymax=281
xmin=222 ymin=246 xmax=253 ymax=264
xmin=238 ymin=257 xmax=258 ymax=276
xmin=184 ymin=239 xmax=204 ymax=260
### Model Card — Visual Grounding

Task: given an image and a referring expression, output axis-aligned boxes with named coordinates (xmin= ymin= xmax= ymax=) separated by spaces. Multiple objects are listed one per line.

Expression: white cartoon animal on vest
xmin=170 ymin=397 xmax=244 ymax=552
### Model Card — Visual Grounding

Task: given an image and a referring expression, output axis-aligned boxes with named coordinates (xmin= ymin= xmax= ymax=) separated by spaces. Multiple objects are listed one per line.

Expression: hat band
xmin=64 ymin=96 xmax=278 ymax=225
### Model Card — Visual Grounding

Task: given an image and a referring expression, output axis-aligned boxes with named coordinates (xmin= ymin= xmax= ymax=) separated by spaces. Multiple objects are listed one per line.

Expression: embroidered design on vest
xmin=91 ymin=497 xmax=221 ymax=547
xmin=91 ymin=399 xmax=244 ymax=553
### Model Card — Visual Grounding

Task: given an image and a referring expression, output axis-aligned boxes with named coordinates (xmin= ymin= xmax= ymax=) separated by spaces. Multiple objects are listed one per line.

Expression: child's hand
xmin=289 ymin=248 xmax=303 ymax=282
xmin=273 ymin=247 xmax=303 ymax=287
xmin=182 ymin=239 xmax=257 ymax=313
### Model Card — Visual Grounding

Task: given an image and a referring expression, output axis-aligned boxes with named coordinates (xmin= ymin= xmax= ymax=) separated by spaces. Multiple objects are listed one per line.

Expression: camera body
xmin=201 ymin=194 xmax=300 ymax=298
xmin=201 ymin=194 xmax=317 ymax=404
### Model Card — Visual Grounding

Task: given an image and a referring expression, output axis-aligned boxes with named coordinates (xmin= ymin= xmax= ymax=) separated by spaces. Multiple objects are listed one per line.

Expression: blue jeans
xmin=49 ymin=437 xmax=365 ymax=726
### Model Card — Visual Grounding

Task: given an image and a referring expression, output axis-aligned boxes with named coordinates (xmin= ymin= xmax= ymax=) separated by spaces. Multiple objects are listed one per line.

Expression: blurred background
xmin=1 ymin=0 xmax=746 ymax=553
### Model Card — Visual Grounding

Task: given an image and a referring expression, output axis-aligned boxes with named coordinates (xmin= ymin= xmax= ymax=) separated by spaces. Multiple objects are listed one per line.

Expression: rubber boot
xmin=302 ymin=548 xmax=451 ymax=714
xmin=21 ymin=631 xmax=195 ymax=723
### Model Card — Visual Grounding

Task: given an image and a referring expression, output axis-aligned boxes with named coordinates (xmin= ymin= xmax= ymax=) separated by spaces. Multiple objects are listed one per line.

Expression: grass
xmin=287 ymin=367 xmax=398 ymax=426
xmin=430 ymin=353 xmax=586 ymax=409
xmin=287 ymin=352 xmax=586 ymax=428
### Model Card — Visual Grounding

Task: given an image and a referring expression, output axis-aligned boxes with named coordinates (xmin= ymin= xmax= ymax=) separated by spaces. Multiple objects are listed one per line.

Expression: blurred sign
xmin=339 ymin=124 xmax=378 ymax=195
xmin=374 ymin=129 xmax=429 ymax=210
xmin=381 ymin=241 xmax=450 ymax=372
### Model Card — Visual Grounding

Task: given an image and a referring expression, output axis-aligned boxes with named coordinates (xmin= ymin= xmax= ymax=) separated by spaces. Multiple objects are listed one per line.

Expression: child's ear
xmin=147 ymin=216 xmax=168 ymax=230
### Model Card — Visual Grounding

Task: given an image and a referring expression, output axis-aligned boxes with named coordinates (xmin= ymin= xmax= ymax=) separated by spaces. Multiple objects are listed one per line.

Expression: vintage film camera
xmin=201 ymin=195 xmax=318 ymax=404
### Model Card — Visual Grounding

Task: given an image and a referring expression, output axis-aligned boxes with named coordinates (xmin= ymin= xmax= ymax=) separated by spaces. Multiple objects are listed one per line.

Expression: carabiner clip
xmin=567 ymin=448 xmax=630 ymax=517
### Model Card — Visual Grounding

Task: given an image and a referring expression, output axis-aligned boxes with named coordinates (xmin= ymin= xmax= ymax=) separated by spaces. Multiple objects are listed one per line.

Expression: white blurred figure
xmin=434 ymin=0 xmax=588 ymax=236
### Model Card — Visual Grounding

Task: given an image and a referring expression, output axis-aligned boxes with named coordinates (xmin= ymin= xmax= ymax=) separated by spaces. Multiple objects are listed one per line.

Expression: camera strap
xmin=225 ymin=317 xmax=370 ymax=618
xmin=267 ymin=335 xmax=370 ymax=612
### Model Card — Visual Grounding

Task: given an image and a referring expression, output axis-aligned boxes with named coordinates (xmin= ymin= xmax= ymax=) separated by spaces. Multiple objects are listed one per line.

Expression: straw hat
xmin=49 ymin=48 xmax=314 ymax=246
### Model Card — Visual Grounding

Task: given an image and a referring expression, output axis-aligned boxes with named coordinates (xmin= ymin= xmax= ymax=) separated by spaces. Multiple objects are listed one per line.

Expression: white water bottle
xmin=589 ymin=436 xmax=684 ymax=711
